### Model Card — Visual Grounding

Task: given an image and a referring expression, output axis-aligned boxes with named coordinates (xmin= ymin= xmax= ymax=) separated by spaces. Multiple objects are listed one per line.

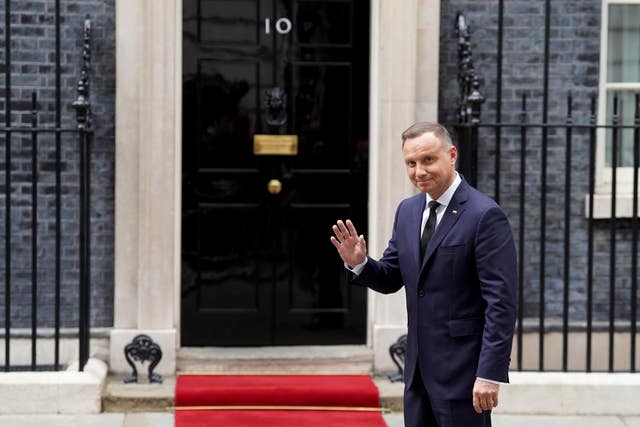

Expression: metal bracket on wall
xmin=123 ymin=334 xmax=163 ymax=384
xmin=388 ymin=334 xmax=407 ymax=383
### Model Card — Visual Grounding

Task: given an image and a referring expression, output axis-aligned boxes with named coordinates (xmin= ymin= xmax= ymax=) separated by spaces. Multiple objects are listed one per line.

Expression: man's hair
xmin=401 ymin=122 xmax=454 ymax=150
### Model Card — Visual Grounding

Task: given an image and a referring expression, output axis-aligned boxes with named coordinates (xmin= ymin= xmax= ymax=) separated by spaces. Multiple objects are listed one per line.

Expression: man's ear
xmin=450 ymin=145 xmax=458 ymax=165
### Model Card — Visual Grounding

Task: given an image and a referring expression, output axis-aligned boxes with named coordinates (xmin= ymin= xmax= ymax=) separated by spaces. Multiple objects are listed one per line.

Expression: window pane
xmin=607 ymin=5 xmax=640 ymax=83
xmin=605 ymin=90 xmax=639 ymax=167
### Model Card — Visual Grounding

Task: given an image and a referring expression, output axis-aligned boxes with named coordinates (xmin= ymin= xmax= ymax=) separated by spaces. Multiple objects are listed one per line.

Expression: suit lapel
xmin=421 ymin=181 xmax=469 ymax=269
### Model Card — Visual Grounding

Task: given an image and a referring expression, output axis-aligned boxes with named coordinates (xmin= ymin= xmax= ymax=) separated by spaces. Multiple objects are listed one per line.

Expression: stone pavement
xmin=2 ymin=413 xmax=640 ymax=426
xmin=385 ymin=414 xmax=640 ymax=426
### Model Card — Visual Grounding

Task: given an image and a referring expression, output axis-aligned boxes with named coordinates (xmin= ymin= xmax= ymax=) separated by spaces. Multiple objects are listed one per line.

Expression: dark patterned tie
xmin=420 ymin=201 xmax=440 ymax=257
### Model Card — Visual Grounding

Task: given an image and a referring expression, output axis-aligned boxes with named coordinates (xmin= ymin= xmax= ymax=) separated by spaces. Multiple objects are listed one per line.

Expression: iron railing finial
xmin=455 ymin=11 xmax=484 ymax=124
xmin=72 ymin=17 xmax=92 ymax=130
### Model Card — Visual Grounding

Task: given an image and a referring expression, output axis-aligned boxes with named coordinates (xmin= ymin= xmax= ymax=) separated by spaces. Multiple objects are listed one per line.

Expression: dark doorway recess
xmin=182 ymin=0 xmax=370 ymax=346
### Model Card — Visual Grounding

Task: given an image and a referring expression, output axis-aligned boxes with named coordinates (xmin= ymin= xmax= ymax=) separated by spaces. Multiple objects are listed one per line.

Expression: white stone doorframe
xmin=368 ymin=0 xmax=441 ymax=373
xmin=110 ymin=0 xmax=440 ymax=376
xmin=111 ymin=0 xmax=182 ymax=376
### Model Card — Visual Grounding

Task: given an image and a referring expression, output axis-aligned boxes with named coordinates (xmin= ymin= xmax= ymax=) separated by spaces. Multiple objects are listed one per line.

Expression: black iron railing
xmin=1 ymin=4 xmax=93 ymax=372
xmin=452 ymin=96 xmax=640 ymax=373
xmin=452 ymin=11 xmax=640 ymax=373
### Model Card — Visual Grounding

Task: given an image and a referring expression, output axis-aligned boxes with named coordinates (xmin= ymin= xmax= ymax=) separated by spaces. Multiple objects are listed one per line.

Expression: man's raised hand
xmin=330 ymin=219 xmax=367 ymax=268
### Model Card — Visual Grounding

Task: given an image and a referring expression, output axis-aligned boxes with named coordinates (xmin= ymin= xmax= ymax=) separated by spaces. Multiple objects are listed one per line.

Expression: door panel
xmin=182 ymin=0 xmax=369 ymax=346
xmin=200 ymin=0 xmax=261 ymax=44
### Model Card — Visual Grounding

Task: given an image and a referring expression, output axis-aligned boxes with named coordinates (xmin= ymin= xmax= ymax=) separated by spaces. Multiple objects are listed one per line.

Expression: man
xmin=330 ymin=122 xmax=517 ymax=427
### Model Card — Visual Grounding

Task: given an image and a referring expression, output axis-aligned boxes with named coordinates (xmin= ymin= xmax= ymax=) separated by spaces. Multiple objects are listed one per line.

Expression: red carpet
xmin=175 ymin=374 xmax=388 ymax=426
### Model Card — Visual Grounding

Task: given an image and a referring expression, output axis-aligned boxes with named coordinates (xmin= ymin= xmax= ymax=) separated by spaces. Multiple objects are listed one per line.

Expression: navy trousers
xmin=403 ymin=363 xmax=492 ymax=427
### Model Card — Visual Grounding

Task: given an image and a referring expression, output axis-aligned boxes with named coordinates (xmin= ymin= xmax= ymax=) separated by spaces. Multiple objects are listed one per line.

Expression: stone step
xmin=103 ymin=375 xmax=403 ymax=413
xmin=103 ymin=375 xmax=174 ymax=413
xmin=104 ymin=346 xmax=381 ymax=412
xmin=176 ymin=345 xmax=374 ymax=374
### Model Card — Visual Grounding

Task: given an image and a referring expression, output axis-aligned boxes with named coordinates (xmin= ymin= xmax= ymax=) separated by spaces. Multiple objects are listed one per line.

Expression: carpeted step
xmin=175 ymin=374 xmax=381 ymax=408
xmin=175 ymin=374 xmax=388 ymax=427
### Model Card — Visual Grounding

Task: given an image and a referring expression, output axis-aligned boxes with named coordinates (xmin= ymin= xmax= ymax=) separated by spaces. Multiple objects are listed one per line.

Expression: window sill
xmin=585 ymin=192 xmax=640 ymax=219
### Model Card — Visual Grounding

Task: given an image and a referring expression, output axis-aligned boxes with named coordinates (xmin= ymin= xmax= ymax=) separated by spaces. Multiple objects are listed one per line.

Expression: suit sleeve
xmin=474 ymin=206 xmax=517 ymax=383
xmin=350 ymin=203 xmax=404 ymax=294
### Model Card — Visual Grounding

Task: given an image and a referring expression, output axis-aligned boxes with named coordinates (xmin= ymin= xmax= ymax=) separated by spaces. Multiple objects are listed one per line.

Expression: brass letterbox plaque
xmin=253 ymin=134 xmax=298 ymax=156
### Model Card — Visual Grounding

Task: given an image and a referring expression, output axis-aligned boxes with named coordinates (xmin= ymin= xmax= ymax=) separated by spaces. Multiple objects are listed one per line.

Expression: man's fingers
xmin=345 ymin=219 xmax=358 ymax=238
xmin=337 ymin=220 xmax=350 ymax=237
xmin=472 ymin=398 xmax=494 ymax=414
xmin=334 ymin=220 xmax=361 ymax=242
xmin=329 ymin=236 xmax=341 ymax=249
xmin=472 ymin=379 xmax=499 ymax=414
xmin=333 ymin=224 xmax=350 ymax=242
xmin=332 ymin=225 xmax=343 ymax=241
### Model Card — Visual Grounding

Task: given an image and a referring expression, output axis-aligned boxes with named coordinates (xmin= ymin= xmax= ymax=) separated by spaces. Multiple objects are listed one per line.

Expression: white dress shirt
xmin=421 ymin=173 xmax=461 ymax=235
xmin=348 ymin=173 xmax=462 ymax=274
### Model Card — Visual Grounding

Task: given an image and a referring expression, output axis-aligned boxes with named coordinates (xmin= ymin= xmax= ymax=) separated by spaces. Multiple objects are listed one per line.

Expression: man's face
xmin=402 ymin=132 xmax=457 ymax=199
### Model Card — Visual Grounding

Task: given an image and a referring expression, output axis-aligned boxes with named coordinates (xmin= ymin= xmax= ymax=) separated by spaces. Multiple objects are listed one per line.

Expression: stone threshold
xmin=105 ymin=345 xmax=379 ymax=412
xmin=103 ymin=375 xmax=175 ymax=413
xmin=103 ymin=373 xmax=402 ymax=414
xmin=176 ymin=345 xmax=375 ymax=374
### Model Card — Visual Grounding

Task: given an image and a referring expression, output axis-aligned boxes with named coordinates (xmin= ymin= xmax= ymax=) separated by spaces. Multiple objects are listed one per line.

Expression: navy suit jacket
xmin=353 ymin=176 xmax=517 ymax=400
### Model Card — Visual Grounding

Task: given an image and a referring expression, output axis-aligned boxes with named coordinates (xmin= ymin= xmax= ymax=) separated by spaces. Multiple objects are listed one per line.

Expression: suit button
xmin=418 ymin=289 xmax=425 ymax=297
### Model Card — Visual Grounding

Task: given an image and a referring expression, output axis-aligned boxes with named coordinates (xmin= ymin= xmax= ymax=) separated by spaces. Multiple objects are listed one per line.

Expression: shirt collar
xmin=425 ymin=172 xmax=461 ymax=209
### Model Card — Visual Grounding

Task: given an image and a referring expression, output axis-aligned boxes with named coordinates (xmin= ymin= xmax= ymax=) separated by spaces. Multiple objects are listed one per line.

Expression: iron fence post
xmin=455 ymin=12 xmax=484 ymax=187
xmin=467 ymin=77 xmax=483 ymax=186
xmin=72 ymin=17 xmax=92 ymax=372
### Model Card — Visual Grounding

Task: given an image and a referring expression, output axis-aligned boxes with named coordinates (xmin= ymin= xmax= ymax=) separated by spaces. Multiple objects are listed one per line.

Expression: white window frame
xmin=591 ymin=0 xmax=640 ymax=218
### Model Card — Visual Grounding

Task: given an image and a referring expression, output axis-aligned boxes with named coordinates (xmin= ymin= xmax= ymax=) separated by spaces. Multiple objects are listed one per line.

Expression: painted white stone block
xmin=499 ymin=372 xmax=640 ymax=416
xmin=0 ymin=358 xmax=106 ymax=414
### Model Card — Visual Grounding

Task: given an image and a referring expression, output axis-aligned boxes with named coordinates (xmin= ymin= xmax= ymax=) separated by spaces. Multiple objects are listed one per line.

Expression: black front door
xmin=181 ymin=0 xmax=369 ymax=346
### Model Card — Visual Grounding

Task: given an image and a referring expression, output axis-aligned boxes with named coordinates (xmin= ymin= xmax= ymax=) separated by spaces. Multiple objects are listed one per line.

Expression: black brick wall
xmin=439 ymin=1 xmax=640 ymax=324
xmin=0 ymin=0 xmax=115 ymax=328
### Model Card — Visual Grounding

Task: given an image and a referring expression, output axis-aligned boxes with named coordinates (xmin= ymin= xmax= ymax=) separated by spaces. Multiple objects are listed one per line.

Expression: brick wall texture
xmin=439 ymin=0 xmax=640 ymax=324
xmin=0 ymin=0 xmax=115 ymax=328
